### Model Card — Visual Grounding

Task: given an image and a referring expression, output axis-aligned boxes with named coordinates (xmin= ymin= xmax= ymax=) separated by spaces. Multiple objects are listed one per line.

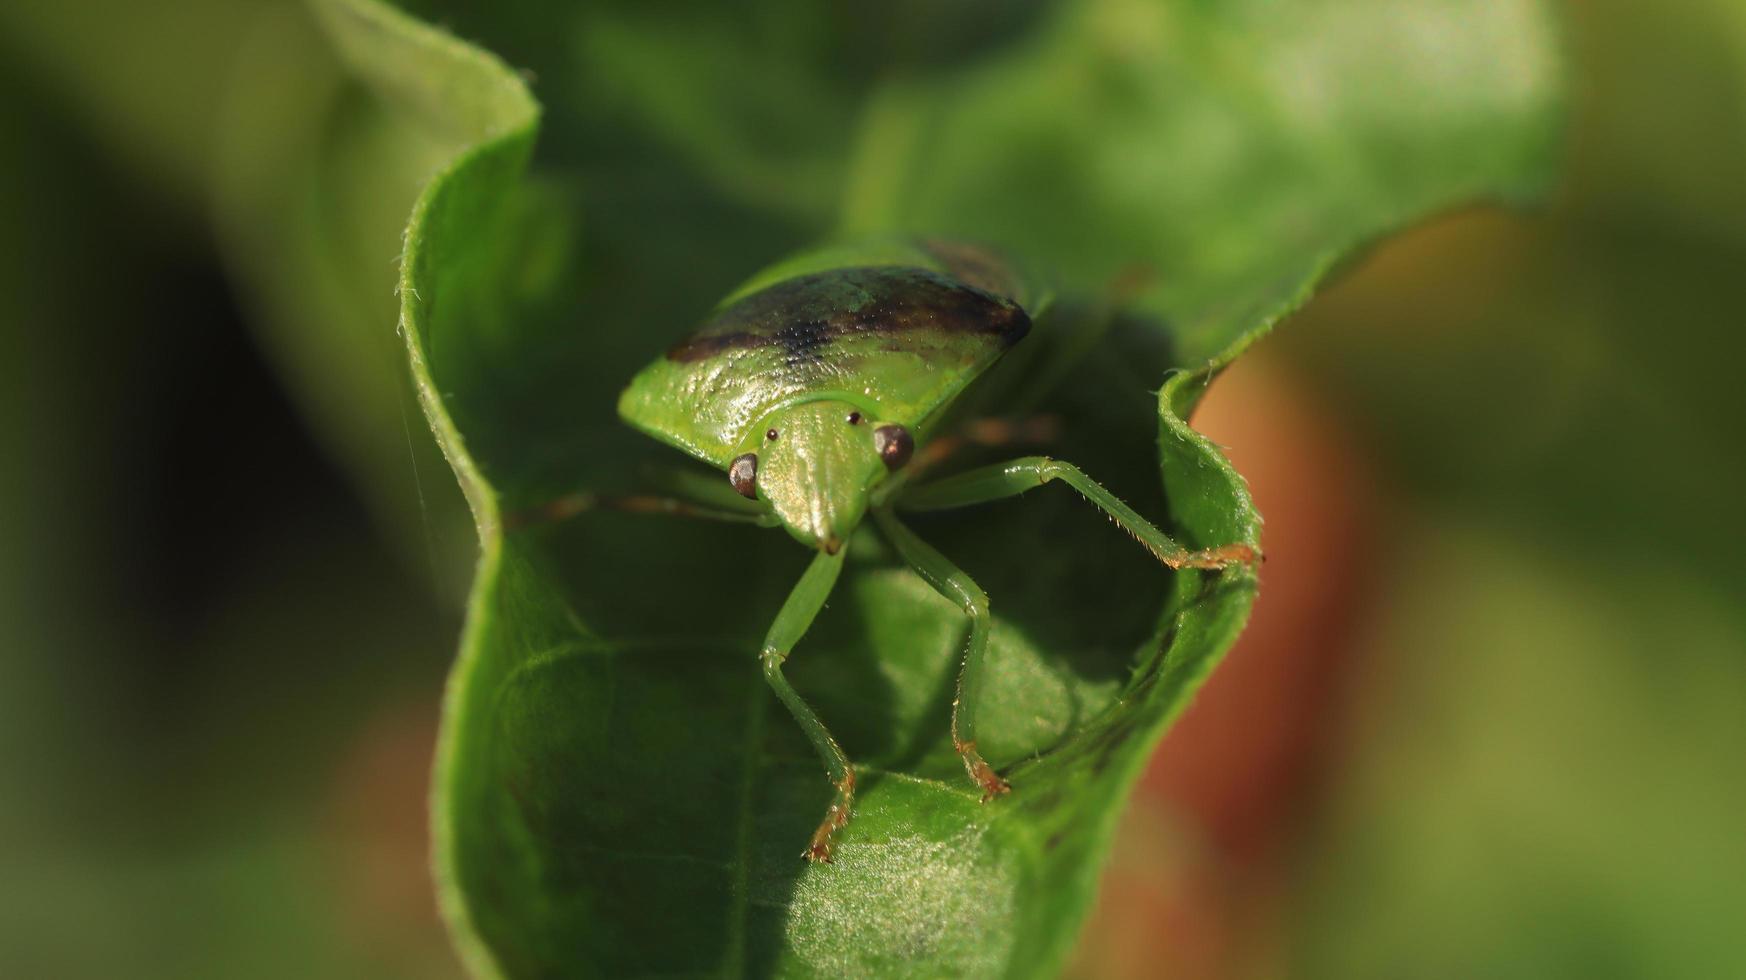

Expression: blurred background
xmin=1 ymin=1 xmax=1741 ymax=978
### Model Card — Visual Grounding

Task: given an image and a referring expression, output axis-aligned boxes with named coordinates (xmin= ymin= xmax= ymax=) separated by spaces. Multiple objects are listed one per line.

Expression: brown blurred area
xmin=1074 ymin=186 xmax=1746 ymax=978
xmin=1070 ymin=345 xmax=1379 ymax=980
xmin=1066 ymin=3 xmax=1746 ymax=971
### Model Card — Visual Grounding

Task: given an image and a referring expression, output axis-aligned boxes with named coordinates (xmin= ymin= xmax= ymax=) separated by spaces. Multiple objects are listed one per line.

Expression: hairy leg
xmin=506 ymin=466 xmax=778 ymax=530
xmin=759 ymin=545 xmax=856 ymax=861
xmin=897 ymin=456 xmax=1258 ymax=569
xmin=872 ymin=509 xmax=1010 ymax=800
xmin=911 ymin=415 xmax=1063 ymax=474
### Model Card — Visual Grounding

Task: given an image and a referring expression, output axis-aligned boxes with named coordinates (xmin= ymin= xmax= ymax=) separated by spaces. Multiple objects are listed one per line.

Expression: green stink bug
xmin=603 ymin=239 xmax=1256 ymax=862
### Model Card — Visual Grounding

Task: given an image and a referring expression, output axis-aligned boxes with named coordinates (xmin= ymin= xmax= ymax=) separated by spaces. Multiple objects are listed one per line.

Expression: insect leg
xmin=911 ymin=415 xmax=1062 ymax=474
xmin=871 ymin=509 xmax=1010 ymax=801
xmin=896 ymin=456 xmax=1259 ymax=570
xmin=509 ymin=494 xmax=774 ymax=530
xmin=507 ymin=467 xmax=779 ymax=530
xmin=875 ymin=416 xmax=1063 ymax=508
xmin=759 ymin=545 xmax=856 ymax=862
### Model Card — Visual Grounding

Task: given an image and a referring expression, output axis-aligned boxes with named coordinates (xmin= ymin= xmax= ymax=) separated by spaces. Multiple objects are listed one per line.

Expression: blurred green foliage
xmin=0 ymin=35 xmax=461 ymax=977
xmin=1269 ymin=2 xmax=1746 ymax=975
xmin=309 ymin=0 xmax=1554 ymax=974
xmin=1272 ymin=4 xmax=1746 ymax=967
xmin=0 ymin=0 xmax=1741 ymax=977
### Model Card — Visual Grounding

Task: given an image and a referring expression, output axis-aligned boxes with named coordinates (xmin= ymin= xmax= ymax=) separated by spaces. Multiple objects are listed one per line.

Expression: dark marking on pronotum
xmin=729 ymin=453 xmax=758 ymax=499
xmin=666 ymin=266 xmax=1030 ymax=364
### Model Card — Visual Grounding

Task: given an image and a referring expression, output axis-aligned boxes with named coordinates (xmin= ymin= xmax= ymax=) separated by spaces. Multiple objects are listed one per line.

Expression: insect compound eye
xmin=728 ymin=453 xmax=759 ymax=498
xmin=846 ymin=411 xmax=862 ymax=425
xmin=873 ymin=424 xmax=914 ymax=471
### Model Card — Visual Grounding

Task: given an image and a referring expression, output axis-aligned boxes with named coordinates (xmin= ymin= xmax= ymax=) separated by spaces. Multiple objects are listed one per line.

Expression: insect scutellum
xmin=606 ymin=238 xmax=1259 ymax=862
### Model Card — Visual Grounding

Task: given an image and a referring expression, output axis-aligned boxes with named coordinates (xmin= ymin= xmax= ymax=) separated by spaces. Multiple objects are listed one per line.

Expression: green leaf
xmin=844 ymin=0 xmax=1565 ymax=368
xmin=311 ymin=0 xmax=1560 ymax=976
